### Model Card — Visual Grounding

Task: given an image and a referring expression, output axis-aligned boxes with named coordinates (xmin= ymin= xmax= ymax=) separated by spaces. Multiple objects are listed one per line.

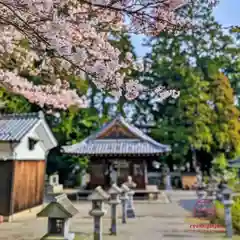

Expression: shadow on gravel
xmin=178 ymin=199 xmax=197 ymax=213
xmin=82 ymin=214 xmax=188 ymax=219
xmin=163 ymin=233 xmax=194 ymax=238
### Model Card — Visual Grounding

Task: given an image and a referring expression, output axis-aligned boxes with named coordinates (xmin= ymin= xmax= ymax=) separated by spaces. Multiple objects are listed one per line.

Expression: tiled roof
xmin=63 ymin=115 xmax=171 ymax=156
xmin=0 ymin=111 xmax=44 ymax=141
xmin=228 ymin=157 xmax=240 ymax=168
xmin=37 ymin=194 xmax=78 ymax=218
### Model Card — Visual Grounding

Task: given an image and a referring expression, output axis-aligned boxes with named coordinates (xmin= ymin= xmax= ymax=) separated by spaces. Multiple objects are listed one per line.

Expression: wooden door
xmin=132 ymin=163 xmax=145 ymax=189
xmin=90 ymin=163 xmax=104 ymax=188
xmin=113 ymin=160 xmax=130 ymax=185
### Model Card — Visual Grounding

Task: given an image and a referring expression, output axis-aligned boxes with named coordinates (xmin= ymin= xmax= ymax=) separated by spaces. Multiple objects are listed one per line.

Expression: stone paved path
xmin=0 ymin=191 xmax=225 ymax=240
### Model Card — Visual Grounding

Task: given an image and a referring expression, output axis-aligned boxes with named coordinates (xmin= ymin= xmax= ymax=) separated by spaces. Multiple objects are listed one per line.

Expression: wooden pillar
xmin=143 ymin=160 xmax=148 ymax=188
xmin=89 ymin=157 xmax=105 ymax=189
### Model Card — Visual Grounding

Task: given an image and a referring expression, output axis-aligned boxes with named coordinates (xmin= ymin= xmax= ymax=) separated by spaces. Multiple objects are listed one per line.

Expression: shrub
xmin=234 ymin=184 xmax=240 ymax=193
xmin=212 ymin=197 xmax=240 ymax=233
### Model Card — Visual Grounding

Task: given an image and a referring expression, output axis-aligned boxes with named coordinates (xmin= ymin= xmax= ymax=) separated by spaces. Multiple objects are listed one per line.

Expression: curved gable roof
xmin=63 ymin=115 xmax=171 ymax=156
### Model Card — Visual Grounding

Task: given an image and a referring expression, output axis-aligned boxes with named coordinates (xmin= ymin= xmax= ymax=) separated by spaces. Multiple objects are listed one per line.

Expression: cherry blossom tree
xmin=0 ymin=0 xmax=218 ymax=109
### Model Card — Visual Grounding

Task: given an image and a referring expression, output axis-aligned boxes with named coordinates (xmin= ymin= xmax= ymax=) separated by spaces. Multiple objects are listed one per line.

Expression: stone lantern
xmin=196 ymin=184 xmax=206 ymax=199
xmin=222 ymin=187 xmax=233 ymax=238
xmin=206 ymin=183 xmax=216 ymax=201
xmin=37 ymin=194 xmax=78 ymax=240
xmin=88 ymin=186 xmax=110 ymax=240
xmin=211 ymin=178 xmax=219 ymax=197
xmin=123 ymin=176 xmax=137 ymax=189
xmin=108 ymin=183 xmax=122 ymax=235
xmin=47 ymin=172 xmax=63 ymax=194
xmin=120 ymin=184 xmax=129 ymax=224
xmin=165 ymin=167 xmax=172 ymax=190
xmin=121 ymin=182 xmax=135 ymax=219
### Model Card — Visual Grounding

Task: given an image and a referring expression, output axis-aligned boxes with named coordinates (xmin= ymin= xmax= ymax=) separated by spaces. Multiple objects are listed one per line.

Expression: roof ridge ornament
xmin=38 ymin=110 xmax=45 ymax=119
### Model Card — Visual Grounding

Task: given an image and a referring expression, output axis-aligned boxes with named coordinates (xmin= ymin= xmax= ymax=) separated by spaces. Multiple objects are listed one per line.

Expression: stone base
xmin=41 ymin=233 xmax=75 ymax=240
xmin=126 ymin=208 xmax=136 ymax=218
xmin=3 ymin=204 xmax=44 ymax=222
xmin=160 ymin=191 xmax=170 ymax=203
xmin=47 ymin=185 xmax=64 ymax=194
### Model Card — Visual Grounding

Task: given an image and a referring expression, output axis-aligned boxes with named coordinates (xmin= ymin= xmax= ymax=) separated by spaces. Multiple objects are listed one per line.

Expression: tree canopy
xmin=0 ymin=0 xmax=219 ymax=109
xmin=131 ymin=0 xmax=240 ymax=171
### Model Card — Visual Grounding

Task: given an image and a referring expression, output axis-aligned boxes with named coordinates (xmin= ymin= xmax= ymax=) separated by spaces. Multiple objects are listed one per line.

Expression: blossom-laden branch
xmin=0 ymin=70 xmax=88 ymax=109
xmin=0 ymin=0 xmax=218 ymax=109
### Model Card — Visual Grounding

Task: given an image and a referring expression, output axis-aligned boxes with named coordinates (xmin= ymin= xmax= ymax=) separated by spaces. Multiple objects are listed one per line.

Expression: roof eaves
xmin=40 ymin=118 xmax=58 ymax=148
xmin=37 ymin=202 xmax=72 ymax=218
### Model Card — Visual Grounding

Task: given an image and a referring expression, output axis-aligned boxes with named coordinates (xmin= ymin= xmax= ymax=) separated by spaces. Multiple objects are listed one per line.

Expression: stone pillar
xmin=123 ymin=177 xmax=136 ymax=219
xmin=165 ymin=173 xmax=172 ymax=190
xmin=217 ymin=191 xmax=223 ymax=201
xmin=224 ymin=205 xmax=233 ymax=238
xmin=120 ymin=184 xmax=129 ymax=224
xmin=196 ymin=186 xmax=206 ymax=199
xmin=196 ymin=172 xmax=202 ymax=187
xmin=108 ymin=184 xmax=121 ymax=235
xmin=93 ymin=215 xmax=103 ymax=240
xmin=126 ymin=190 xmax=135 ymax=218
xmin=206 ymin=184 xmax=216 ymax=201
xmin=222 ymin=187 xmax=233 ymax=238
xmin=110 ymin=204 xmax=117 ymax=235
xmin=121 ymin=196 xmax=127 ymax=223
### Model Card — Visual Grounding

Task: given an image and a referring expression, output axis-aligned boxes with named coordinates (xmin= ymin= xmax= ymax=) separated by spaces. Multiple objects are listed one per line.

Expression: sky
xmin=132 ymin=0 xmax=240 ymax=56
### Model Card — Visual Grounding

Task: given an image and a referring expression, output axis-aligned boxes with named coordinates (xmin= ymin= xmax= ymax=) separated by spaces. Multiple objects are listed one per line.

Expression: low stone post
xmin=123 ymin=176 xmax=136 ymax=219
xmin=88 ymin=186 xmax=110 ymax=240
xmin=217 ymin=187 xmax=223 ymax=201
xmin=108 ymin=184 xmax=122 ymax=235
xmin=165 ymin=173 xmax=172 ymax=190
xmin=165 ymin=168 xmax=172 ymax=190
xmin=222 ymin=187 xmax=233 ymax=238
xmin=206 ymin=184 xmax=216 ymax=201
xmin=124 ymin=176 xmax=137 ymax=189
xmin=120 ymin=184 xmax=129 ymax=224
xmin=212 ymin=186 xmax=217 ymax=200
xmin=126 ymin=189 xmax=135 ymax=218
xmin=196 ymin=184 xmax=206 ymax=199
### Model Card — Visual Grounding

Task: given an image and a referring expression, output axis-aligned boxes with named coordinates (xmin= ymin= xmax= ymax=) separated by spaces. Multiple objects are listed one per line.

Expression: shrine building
xmin=62 ymin=115 xmax=171 ymax=189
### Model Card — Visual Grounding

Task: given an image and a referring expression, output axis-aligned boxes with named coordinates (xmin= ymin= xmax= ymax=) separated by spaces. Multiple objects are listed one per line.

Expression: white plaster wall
xmin=0 ymin=119 xmax=57 ymax=161
xmin=14 ymin=124 xmax=46 ymax=160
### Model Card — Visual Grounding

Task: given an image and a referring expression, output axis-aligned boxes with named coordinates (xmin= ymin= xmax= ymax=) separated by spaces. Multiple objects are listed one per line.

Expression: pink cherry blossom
xmin=0 ymin=69 xmax=88 ymax=109
xmin=0 ymin=0 xmax=218 ymax=109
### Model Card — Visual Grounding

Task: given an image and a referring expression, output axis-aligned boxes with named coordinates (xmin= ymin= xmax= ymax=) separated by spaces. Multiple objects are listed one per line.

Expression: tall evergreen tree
xmin=208 ymin=70 xmax=240 ymax=156
xmin=133 ymin=0 xmax=240 ymax=169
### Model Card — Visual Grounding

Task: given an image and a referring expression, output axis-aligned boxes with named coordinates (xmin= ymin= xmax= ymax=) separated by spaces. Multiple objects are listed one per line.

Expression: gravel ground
xmin=0 ymin=191 xmax=225 ymax=240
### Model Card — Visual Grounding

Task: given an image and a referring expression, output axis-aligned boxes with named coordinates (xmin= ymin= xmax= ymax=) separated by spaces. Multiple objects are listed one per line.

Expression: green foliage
xmin=212 ymin=153 xmax=238 ymax=188
xmin=135 ymin=0 xmax=240 ymax=167
xmin=46 ymin=107 xmax=109 ymax=182
xmin=213 ymin=198 xmax=240 ymax=234
xmin=0 ymin=87 xmax=40 ymax=113
xmin=110 ymin=32 xmax=136 ymax=61
xmin=150 ymin=67 xmax=213 ymax=162
xmin=67 ymin=75 xmax=89 ymax=95
xmin=208 ymin=73 xmax=240 ymax=155
xmin=108 ymin=32 xmax=137 ymax=115
xmin=212 ymin=153 xmax=227 ymax=173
